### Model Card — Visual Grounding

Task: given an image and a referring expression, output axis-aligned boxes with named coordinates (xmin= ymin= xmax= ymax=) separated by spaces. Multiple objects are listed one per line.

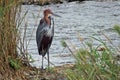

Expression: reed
xmin=0 ymin=0 xmax=28 ymax=79
xmin=65 ymin=29 xmax=120 ymax=80
xmin=0 ymin=0 xmax=18 ymax=64
xmin=114 ymin=25 xmax=120 ymax=36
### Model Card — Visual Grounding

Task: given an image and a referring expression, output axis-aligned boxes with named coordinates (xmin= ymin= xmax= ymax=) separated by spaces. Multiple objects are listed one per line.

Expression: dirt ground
xmin=24 ymin=64 xmax=74 ymax=80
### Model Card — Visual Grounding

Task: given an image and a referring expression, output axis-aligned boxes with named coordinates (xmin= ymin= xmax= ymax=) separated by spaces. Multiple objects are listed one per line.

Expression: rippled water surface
xmin=21 ymin=1 xmax=120 ymax=68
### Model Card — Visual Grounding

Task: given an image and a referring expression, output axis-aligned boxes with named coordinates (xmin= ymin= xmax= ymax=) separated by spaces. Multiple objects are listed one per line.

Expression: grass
xmin=65 ymin=26 xmax=120 ymax=80
xmin=0 ymin=0 xmax=18 ymax=65
xmin=114 ymin=25 xmax=120 ymax=36
xmin=0 ymin=0 xmax=24 ymax=79
xmin=0 ymin=0 xmax=37 ymax=79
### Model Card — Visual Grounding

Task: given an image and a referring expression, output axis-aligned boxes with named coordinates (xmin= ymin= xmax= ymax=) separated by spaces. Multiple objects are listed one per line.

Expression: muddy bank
xmin=24 ymin=64 xmax=74 ymax=80
xmin=0 ymin=63 xmax=74 ymax=80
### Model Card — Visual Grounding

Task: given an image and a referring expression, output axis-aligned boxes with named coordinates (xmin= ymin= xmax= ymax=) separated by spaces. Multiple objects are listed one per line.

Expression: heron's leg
xmin=41 ymin=56 xmax=44 ymax=69
xmin=47 ymin=51 xmax=50 ymax=69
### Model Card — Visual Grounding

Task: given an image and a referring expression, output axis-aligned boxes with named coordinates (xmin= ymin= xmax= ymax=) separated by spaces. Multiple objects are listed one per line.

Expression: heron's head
xmin=44 ymin=9 xmax=61 ymax=18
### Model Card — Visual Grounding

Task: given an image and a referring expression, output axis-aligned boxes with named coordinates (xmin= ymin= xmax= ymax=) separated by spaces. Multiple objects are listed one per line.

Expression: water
xmin=20 ymin=1 xmax=120 ymax=68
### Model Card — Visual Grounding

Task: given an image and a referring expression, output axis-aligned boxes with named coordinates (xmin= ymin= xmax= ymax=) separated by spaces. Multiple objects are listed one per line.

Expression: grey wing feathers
xmin=36 ymin=30 xmax=45 ymax=51
xmin=36 ymin=19 xmax=45 ymax=50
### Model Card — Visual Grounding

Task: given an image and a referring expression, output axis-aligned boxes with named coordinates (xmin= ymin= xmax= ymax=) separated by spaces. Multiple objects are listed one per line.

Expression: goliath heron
xmin=36 ymin=9 xmax=60 ymax=69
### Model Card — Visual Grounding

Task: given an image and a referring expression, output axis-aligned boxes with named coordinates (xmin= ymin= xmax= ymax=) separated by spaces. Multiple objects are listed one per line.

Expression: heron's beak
xmin=52 ymin=13 xmax=61 ymax=17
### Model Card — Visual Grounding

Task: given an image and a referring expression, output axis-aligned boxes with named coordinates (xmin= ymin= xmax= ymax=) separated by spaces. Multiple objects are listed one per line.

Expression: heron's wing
xmin=36 ymin=19 xmax=46 ymax=50
xmin=46 ymin=36 xmax=53 ymax=53
xmin=36 ymin=30 xmax=45 ymax=49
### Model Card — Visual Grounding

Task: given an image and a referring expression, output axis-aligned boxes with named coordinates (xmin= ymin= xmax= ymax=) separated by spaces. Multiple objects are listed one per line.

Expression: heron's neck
xmin=44 ymin=16 xmax=51 ymax=26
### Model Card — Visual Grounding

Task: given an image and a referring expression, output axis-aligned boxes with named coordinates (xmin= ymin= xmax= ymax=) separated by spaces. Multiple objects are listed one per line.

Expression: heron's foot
xmin=40 ymin=69 xmax=45 ymax=73
xmin=40 ymin=66 xmax=45 ymax=72
xmin=41 ymin=66 xmax=43 ymax=69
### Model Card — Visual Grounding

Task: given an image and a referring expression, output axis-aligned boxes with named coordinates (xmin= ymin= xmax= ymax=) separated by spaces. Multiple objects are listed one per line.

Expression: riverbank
xmin=21 ymin=0 xmax=120 ymax=5
xmin=21 ymin=0 xmax=85 ymax=5
xmin=21 ymin=64 xmax=75 ymax=80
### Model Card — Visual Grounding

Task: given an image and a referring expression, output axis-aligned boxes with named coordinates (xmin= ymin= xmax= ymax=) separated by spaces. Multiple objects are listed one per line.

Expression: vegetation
xmin=114 ymin=25 xmax=120 ymax=35
xmin=0 ymin=0 xmax=21 ymax=79
xmin=0 ymin=0 xmax=35 ymax=79
xmin=65 ymin=26 xmax=120 ymax=80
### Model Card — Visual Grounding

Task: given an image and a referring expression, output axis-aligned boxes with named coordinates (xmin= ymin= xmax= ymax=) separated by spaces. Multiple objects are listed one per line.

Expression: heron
xmin=36 ymin=9 xmax=60 ymax=69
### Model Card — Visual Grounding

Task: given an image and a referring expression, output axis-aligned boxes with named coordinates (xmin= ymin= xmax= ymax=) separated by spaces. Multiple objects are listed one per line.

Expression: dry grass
xmin=0 ymin=0 xmax=31 ymax=79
